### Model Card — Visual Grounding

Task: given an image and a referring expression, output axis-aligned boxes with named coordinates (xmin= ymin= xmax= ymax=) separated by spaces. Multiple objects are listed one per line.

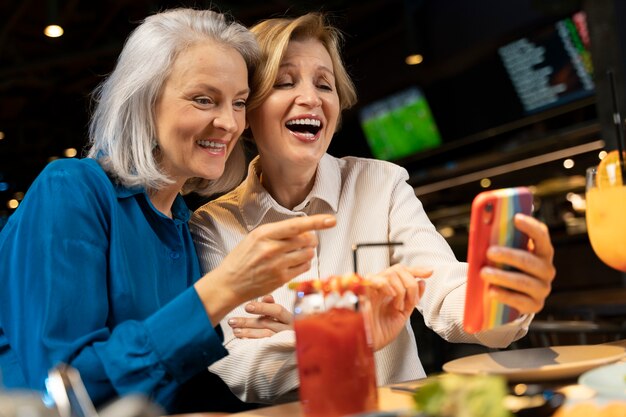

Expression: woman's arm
xmin=0 ymin=161 xmax=224 ymax=410
xmin=228 ymin=266 xmax=432 ymax=351
xmin=388 ymin=167 xmax=555 ymax=346
xmin=194 ymin=214 xmax=336 ymax=326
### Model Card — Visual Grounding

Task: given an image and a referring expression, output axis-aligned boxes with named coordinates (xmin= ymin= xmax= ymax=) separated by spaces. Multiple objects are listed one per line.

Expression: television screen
xmin=358 ymin=87 xmax=442 ymax=161
xmin=498 ymin=11 xmax=594 ymax=114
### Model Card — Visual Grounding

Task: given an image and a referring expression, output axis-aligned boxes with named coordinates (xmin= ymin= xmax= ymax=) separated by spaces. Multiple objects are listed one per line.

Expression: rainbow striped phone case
xmin=463 ymin=187 xmax=533 ymax=334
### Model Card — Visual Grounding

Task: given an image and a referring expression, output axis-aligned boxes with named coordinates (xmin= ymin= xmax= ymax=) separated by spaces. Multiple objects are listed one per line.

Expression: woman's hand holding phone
xmin=480 ymin=213 xmax=556 ymax=315
xmin=463 ymin=187 xmax=556 ymax=333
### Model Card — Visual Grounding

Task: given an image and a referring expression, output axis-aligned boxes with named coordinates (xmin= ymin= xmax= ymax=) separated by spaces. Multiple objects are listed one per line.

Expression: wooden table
xmin=169 ymin=386 xmax=415 ymax=417
xmin=229 ymin=386 xmax=415 ymax=416
xmin=172 ymin=340 xmax=626 ymax=417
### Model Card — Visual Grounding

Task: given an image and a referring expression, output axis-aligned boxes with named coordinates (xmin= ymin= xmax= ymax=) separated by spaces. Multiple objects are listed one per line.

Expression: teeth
xmin=197 ymin=140 xmax=226 ymax=149
xmin=286 ymin=118 xmax=321 ymax=127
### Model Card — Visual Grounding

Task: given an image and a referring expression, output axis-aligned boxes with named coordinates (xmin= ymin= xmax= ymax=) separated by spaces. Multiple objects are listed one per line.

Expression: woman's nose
xmin=213 ymin=107 xmax=238 ymax=132
xmin=295 ymin=84 xmax=322 ymax=108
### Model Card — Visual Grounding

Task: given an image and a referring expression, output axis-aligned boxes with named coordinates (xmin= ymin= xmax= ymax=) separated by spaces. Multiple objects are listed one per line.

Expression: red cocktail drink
xmin=293 ymin=275 xmax=378 ymax=417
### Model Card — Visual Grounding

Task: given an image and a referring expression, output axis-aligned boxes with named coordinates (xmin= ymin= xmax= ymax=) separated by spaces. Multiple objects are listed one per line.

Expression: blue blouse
xmin=0 ymin=158 xmax=227 ymax=412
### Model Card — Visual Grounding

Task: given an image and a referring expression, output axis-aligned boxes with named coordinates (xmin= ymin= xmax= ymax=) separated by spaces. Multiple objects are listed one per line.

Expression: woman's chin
xmin=198 ymin=167 xmax=225 ymax=181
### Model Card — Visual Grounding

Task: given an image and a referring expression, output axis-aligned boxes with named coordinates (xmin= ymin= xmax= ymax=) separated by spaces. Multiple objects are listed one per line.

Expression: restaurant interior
xmin=1 ymin=0 xmax=626 ymax=414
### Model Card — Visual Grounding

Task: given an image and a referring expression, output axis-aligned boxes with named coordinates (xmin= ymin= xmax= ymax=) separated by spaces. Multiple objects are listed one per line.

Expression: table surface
xmin=171 ymin=340 xmax=626 ymax=417
xmin=169 ymin=386 xmax=415 ymax=417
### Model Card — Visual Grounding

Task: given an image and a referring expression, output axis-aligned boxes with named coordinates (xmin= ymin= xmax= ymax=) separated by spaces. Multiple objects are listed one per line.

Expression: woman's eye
xmin=194 ymin=97 xmax=214 ymax=105
xmin=318 ymin=84 xmax=333 ymax=91
xmin=274 ymin=80 xmax=294 ymax=89
xmin=233 ymin=100 xmax=247 ymax=110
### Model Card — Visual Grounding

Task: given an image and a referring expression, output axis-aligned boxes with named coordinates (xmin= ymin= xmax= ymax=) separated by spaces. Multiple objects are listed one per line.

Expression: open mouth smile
xmin=285 ymin=117 xmax=322 ymax=140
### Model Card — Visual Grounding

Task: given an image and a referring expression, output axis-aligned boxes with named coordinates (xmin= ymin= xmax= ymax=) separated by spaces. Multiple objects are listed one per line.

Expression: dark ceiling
xmin=0 ymin=0 xmax=584 ymax=218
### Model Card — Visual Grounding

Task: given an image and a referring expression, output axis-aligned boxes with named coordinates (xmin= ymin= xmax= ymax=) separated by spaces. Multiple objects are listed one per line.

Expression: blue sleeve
xmin=0 ymin=160 xmax=226 ymax=409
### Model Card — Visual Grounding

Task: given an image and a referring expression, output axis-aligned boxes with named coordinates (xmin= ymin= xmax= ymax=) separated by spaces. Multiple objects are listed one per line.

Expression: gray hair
xmin=87 ymin=8 xmax=259 ymax=196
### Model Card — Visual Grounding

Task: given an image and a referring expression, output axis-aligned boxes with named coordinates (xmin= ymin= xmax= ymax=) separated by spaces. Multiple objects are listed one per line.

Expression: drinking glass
xmin=294 ymin=280 xmax=378 ymax=417
xmin=585 ymin=160 xmax=626 ymax=271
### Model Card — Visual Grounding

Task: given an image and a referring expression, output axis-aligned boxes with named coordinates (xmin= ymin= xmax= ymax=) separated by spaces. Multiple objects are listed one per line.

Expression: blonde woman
xmin=192 ymin=13 xmax=555 ymax=404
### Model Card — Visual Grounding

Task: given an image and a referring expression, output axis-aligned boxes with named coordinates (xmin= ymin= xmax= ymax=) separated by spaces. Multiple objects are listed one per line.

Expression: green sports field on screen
xmin=359 ymin=87 xmax=442 ymax=161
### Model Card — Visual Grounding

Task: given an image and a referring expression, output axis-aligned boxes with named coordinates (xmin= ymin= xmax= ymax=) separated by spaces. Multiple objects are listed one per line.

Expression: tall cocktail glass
xmin=293 ymin=276 xmax=378 ymax=417
xmin=585 ymin=156 xmax=626 ymax=272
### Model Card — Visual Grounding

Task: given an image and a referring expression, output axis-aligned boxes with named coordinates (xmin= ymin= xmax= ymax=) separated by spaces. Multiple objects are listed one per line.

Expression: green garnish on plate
xmin=413 ymin=374 xmax=512 ymax=417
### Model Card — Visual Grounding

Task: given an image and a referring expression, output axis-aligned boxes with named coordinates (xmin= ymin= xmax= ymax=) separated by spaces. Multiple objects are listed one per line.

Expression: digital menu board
xmin=498 ymin=11 xmax=594 ymax=114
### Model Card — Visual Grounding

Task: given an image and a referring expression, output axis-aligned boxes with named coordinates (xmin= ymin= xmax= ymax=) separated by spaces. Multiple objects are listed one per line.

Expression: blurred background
xmin=1 ymin=0 xmax=626 ymax=366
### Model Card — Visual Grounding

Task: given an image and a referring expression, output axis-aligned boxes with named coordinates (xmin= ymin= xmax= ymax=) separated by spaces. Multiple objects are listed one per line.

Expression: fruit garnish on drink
xmin=597 ymin=150 xmax=626 ymax=188
xmin=288 ymin=273 xmax=370 ymax=295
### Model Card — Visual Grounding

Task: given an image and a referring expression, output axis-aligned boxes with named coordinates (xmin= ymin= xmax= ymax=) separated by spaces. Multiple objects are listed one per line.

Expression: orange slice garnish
xmin=597 ymin=150 xmax=625 ymax=188
xmin=288 ymin=273 xmax=369 ymax=295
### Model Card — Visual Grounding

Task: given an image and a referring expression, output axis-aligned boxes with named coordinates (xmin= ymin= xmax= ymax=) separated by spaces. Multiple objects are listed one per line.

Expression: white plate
xmin=579 ymin=362 xmax=626 ymax=399
xmin=442 ymin=345 xmax=625 ymax=382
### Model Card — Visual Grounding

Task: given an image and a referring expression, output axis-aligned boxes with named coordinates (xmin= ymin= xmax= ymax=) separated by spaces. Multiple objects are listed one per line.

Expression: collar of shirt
xmin=112 ymin=181 xmax=191 ymax=224
xmin=238 ymin=153 xmax=340 ymax=230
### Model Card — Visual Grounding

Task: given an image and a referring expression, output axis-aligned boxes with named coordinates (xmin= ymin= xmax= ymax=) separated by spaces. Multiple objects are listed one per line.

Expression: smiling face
xmin=154 ymin=40 xmax=249 ymax=187
xmin=247 ymin=38 xmax=340 ymax=174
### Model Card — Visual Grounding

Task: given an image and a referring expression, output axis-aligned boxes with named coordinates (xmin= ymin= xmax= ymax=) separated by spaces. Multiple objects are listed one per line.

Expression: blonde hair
xmin=87 ymin=8 xmax=259 ymax=196
xmin=248 ymin=12 xmax=357 ymax=120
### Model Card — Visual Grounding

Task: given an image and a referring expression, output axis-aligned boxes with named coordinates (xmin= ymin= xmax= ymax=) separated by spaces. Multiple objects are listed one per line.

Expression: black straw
xmin=607 ymin=69 xmax=626 ymax=178
xmin=351 ymin=242 xmax=403 ymax=274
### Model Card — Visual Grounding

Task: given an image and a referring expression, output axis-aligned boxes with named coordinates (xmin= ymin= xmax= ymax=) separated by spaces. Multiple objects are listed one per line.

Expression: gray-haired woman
xmin=0 ymin=8 xmax=335 ymax=414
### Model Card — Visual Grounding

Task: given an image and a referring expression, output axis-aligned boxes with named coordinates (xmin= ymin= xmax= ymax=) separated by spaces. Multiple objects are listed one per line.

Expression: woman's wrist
xmin=194 ymin=272 xmax=242 ymax=327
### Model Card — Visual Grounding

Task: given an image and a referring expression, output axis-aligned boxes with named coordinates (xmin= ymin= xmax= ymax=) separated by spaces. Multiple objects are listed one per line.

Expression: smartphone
xmin=463 ymin=187 xmax=533 ymax=334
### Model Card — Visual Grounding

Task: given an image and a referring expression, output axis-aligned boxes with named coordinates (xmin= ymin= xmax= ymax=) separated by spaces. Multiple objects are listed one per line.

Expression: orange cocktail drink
xmin=586 ymin=185 xmax=626 ymax=271
xmin=293 ymin=275 xmax=378 ymax=417
xmin=586 ymin=151 xmax=626 ymax=272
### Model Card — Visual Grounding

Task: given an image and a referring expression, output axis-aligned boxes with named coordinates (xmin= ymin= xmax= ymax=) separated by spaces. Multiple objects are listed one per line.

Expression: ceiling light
xmin=563 ymin=158 xmax=575 ymax=169
xmin=438 ymin=226 xmax=455 ymax=239
xmin=64 ymin=148 xmax=77 ymax=158
xmin=403 ymin=1 xmax=427 ymax=67
xmin=44 ymin=24 xmax=64 ymax=38
xmin=7 ymin=199 xmax=19 ymax=210
xmin=0 ymin=131 xmax=5 ymax=140
xmin=480 ymin=178 xmax=492 ymax=188
xmin=405 ymin=54 xmax=424 ymax=65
